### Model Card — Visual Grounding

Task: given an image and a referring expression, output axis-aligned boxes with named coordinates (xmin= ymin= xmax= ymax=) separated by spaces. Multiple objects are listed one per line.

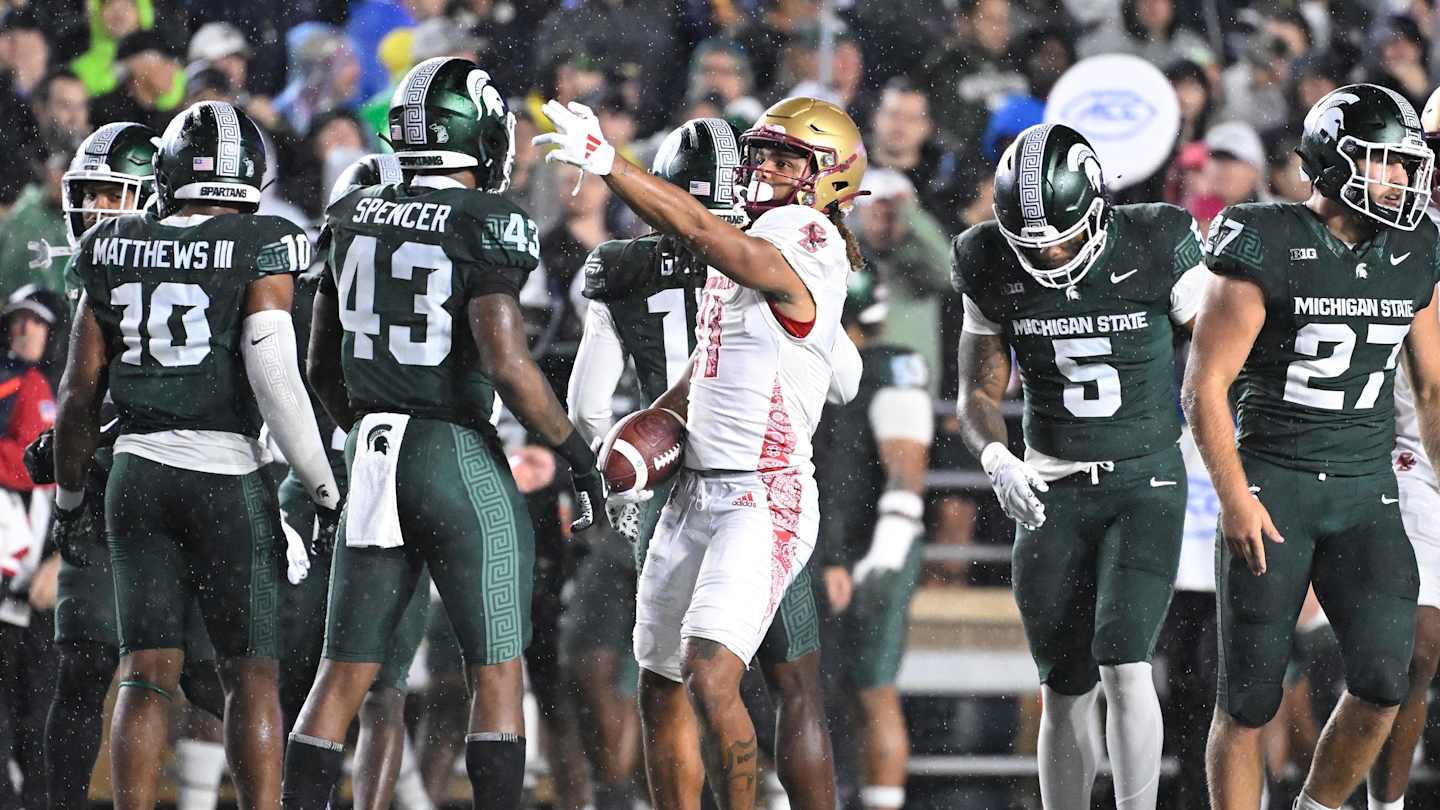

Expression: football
xmin=599 ymin=407 xmax=687 ymax=493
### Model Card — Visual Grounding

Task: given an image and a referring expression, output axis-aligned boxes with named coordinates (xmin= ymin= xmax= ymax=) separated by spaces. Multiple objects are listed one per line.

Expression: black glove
xmin=570 ymin=469 xmax=609 ymax=534
xmin=52 ymin=500 xmax=100 ymax=567
xmin=24 ymin=429 xmax=55 ymax=485
xmin=313 ymin=497 xmax=344 ymax=558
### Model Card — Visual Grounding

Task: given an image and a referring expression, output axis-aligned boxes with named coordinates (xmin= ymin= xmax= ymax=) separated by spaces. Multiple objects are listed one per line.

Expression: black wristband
xmin=556 ymin=429 xmax=598 ymax=476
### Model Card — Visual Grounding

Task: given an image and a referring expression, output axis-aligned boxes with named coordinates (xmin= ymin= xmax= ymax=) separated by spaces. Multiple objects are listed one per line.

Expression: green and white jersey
xmin=320 ymin=175 xmax=539 ymax=431
xmin=71 ymin=211 xmax=308 ymax=438
xmin=815 ymin=344 xmax=930 ymax=565
xmin=569 ymin=234 xmax=705 ymax=444
xmin=1205 ymin=201 xmax=1440 ymax=476
xmin=952 ymin=202 xmax=1205 ymax=462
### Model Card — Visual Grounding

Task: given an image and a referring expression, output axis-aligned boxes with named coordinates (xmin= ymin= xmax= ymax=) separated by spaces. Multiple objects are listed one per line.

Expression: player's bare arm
xmin=650 ymin=354 xmax=695 ymax=423
xmin=306 ymin=288 xmax=355 ymax=431
xmin=533 ymin=101 xmax=815 ymax=322
xmin=1402 ymin=287 xmax=1440 ymax=466
xmin=471 ymin=292 xmax=608 ymax=532
xmin=53 ymin=291 xmax=108 ymax=493
xmin=955 ymin=330 xmax=1011 ymax=457
xmin=1181 ymin=275 xmax=1284 ymax=575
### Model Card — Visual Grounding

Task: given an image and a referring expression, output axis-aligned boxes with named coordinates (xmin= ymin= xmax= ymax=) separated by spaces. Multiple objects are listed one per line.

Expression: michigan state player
xmin=53 ymin=100 xmax=341 ymax=810
xmin=564 ymin=117 xmax=842 ymax=810
xmin=1184 ymin=84 xmax=1440 ymax=810
xmin=36 ymin=121 xmax=231 ymax=810
xmin=954 ymin=123 xmax=1207 ymax=810
xmin=274 ymin=153 xmax=435 ymax=810
xmin=282 ymin=57 xmax=607 ymax=810
xmin=813 ymin=270 xmax=931 ymax=810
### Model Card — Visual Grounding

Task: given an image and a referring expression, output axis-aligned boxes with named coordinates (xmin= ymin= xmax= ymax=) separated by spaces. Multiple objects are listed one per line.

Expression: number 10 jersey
xmin=72 ymin=211 xmax=309 ymax=437
xmin=320 ymin=176 xmax=539 ymax=430
xmin=1206 ymin=201 xmax=1440 ymax=476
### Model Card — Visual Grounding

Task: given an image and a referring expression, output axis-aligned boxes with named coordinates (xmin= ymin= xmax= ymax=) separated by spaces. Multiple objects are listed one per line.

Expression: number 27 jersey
xmin=1206 ymin=201 xmax=1440 ymax=475
xmin=321 ymin=178 xmax=539 ymax=429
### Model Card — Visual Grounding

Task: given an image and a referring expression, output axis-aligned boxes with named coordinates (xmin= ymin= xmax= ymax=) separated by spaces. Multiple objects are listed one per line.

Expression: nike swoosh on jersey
xmin=1149 ymin=478 xmax=1177 ymax=487
xmin=1382 ymin=495 xmax=1400 ymax=504
xmin=1391 ymin=252 xmax=1412 ymax=266
xmin=1110 ymin=269 xmax=1140 ymax=283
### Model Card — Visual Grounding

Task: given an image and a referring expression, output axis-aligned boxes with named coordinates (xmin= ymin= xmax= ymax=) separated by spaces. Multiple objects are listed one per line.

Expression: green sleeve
xmin=949 ymin=225 xmax=985 ymax=296
xmin=252 ymin=218 xmax=312 ymax=277
xmin=460 ymin=202 xmax=539 ymax=299
xmin=1163 ymin=205 xmax=1205 ymax=278
xmin=1203 ymin=205 xmax=1274 ymax=300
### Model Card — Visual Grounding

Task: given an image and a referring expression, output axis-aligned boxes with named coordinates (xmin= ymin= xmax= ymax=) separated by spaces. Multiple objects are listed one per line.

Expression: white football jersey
xmin=685 ymin=205 xmax=850 ymax=473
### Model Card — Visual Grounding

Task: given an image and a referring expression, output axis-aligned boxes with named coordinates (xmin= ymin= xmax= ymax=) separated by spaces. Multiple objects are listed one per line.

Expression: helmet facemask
xmin=997 ymin=196 xmax=1109 ymax=290
xmin=734 ymin=128 xmax=858 ymax=218
xmin=61 ymin=171 xmax=150 ymax=247
xmin=1334 ymin=134 xmax=1434 ymax=231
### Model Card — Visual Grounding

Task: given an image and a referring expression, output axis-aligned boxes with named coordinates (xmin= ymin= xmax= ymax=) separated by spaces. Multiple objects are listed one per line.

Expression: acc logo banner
xmin=1044 ymin=54 xmax=1180 ymax=191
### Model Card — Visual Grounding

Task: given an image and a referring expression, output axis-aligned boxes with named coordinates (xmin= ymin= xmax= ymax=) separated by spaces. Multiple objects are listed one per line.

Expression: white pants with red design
xmin=633 ymin=467 xmax=818 ymax=682
xmin=1398 ymin=471 xmax=1440 ymax=609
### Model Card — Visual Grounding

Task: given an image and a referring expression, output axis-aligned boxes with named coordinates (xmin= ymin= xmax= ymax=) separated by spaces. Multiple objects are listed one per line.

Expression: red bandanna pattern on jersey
xmin=698 ymin=293 xmax=724 ymax=378
xmin=759 ymin=378 xmax=803 ymax=614
xmin=798 ymin=222 xmax=827 ymax=253
xmin=1398 ymin=451 xmax=1418 ymax=472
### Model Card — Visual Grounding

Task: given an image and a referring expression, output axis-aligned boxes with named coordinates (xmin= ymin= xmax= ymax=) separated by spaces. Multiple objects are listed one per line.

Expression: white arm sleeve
xmin=1170 ymin=264 xmax=1210 ymax=325
xmin=962 ymin=294 xmax=1003 ymax=335
xmin=869 ymin=387 xmax=935 ymax=443
xmin=828 ymin=330 xmax=862 ymax=404
xmin=242 ymin=310 xmax=340 ymax=509
xmin=567 ymin=301 xmax=628 ymax=447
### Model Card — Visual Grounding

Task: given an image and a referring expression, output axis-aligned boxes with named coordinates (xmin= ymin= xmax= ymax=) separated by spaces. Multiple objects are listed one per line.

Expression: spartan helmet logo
xmin=367 ymin=424 xmax=392 ymax=455
xmin=1308 ymin=91 xmax=1362 ymax=142
xmin=1066 ymin=143 xmax=1104 ymax=192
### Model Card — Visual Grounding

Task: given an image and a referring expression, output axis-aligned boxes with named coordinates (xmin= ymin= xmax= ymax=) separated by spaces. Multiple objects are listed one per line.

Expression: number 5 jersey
xmin=951 ymin=202 xmax=1208 ymax=463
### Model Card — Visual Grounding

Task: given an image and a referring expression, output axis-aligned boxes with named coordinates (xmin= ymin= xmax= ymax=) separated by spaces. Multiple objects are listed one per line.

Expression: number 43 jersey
xmin=320 ymin=177 xmax=539 ymax=429
xmin=952 ymin=203 xmax=1206 ymax=463
xmin=72 ymin=211 xmax=309 ymax=436
xmin=1206 ymin=201 xmax=1440 ymax=476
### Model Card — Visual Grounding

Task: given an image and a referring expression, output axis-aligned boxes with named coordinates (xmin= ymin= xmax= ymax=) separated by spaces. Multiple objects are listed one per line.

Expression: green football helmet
xmin=62 ymin=122 xmax=158 ymax=246
xmin=386 ymin=56 xmax=515 ymax=192
xmin=992 ymin=123 xmax=1109 ymax=291
xmin=1297 ymin=83 xmax=1433 ymax=231
xmin=327 ymin=153 xmax=404 ymax=208
xmin=153 ymin=101 xmax=267 ymax=218
xmin=652 ymin=117 xmax=745 ymax=224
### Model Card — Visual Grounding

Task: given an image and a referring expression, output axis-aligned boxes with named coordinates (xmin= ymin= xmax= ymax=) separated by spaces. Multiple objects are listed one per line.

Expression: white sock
xmin=1367 ymin=788 xmax=1404 ymax=810
xmin=174 ymin=739 xmax=227 ymax=810
xmin=1100 ymin=663 xmax=1163 ymax=810
xmin=394 ymin=733 xmax=435 ymax=810
xmin=1038 ymin=683 xmax=1101 ymax=810
xmin=1294 ymin=790 xmax=1339 ymax=810
xmin=860 ymin=785 xmax=904 ymax=810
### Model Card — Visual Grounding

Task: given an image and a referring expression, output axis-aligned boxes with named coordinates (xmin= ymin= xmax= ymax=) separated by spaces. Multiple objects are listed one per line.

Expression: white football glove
xmin=278 ymin=509 xmax=311 ymax=585
xmin=605 ymin=488 xmax=654 ymax=543
xmin=981 ymin=442 xmax=1048 ymax=530
xmin=852 ymin=490 xmax=924 ymax=585
xmin=532 ymin=100 xmax=616 ymax=182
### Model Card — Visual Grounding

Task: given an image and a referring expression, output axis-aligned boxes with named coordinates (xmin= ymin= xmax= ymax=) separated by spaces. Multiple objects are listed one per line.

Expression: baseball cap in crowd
xmin=3 ymin=285 xmax=57 ymax=326
xmin=188 ymin=22 xmax=252 ymax=64
xmin=1205 ymin=121 xmax=1266 ymax=172
xmin=409 ymin=18 xmax=481 ymax=63
xmin=857 ymin=167 xmax=916 ymax=204
xmin=116 ymin=30 xmax=181 ymax=63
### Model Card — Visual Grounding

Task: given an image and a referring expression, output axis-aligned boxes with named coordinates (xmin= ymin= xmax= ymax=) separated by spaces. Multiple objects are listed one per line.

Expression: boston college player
xmin=535 ymin=96 xmax=866 ymax=810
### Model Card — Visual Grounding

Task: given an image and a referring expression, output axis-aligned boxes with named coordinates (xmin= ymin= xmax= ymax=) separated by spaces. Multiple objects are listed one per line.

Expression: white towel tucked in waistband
xmin=346 ymin=413 xmax=410 ymax=549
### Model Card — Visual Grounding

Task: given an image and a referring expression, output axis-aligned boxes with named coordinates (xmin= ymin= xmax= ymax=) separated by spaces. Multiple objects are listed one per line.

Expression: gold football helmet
xmin=1423 ymin=84 xmax=1440 ymax=179
xmin=735 ymin=97 xmax=867 ymax=216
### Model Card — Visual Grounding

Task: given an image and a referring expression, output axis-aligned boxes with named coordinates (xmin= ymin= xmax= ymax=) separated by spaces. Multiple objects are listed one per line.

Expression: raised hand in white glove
xmin=531 ymin=100 xmax=616 ymax=178
xmin=278 ymin=509 xmax=311 ymax=585
xmin=852 ymin=490 xmax=924 ymax=585
xmin=980 ymin=442 xmax=1048 ymax=530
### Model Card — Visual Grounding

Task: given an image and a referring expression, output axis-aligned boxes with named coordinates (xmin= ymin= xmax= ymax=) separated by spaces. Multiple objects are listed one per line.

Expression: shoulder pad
xmin=949 ymin=220 xmax=1002 ymax=295
xmin=252 ymin=217 xmax=312 ymax=275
